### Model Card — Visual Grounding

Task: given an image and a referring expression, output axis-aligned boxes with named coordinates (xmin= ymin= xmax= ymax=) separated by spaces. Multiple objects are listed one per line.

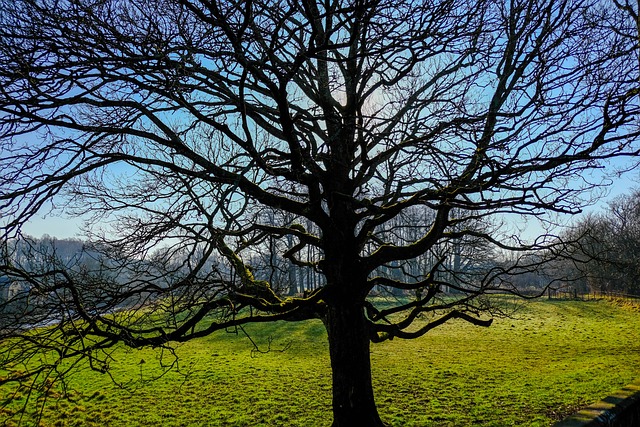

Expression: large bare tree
xmin=0 ymin=0 xmax=638 ymax=425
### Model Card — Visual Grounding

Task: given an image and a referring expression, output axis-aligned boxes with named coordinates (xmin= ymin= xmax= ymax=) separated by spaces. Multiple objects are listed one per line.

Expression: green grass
xmin=2 ymin=299 xmax=640 ymax=426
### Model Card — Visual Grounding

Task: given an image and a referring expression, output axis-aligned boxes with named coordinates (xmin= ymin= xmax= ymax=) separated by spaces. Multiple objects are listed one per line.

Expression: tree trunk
xmin=325 ymin=302 xmax=386 ymax=427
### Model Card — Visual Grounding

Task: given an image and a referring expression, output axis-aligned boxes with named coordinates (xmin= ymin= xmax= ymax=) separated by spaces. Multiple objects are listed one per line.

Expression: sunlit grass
xmin=2 ymin=299 xmax=640 ymax=426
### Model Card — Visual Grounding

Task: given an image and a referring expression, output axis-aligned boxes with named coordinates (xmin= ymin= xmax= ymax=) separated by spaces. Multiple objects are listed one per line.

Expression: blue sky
xmin=21 ymin=211 xmax=86 ymax=239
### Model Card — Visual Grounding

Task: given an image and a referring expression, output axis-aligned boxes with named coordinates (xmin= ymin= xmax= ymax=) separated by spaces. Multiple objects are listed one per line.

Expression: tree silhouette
xmin=0 ymin=0 xmax=638 ymax=424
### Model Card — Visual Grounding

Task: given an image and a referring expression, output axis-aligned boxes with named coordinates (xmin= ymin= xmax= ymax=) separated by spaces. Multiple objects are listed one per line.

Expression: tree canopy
xmin=0 ymin=0 xmax=638 ymax=425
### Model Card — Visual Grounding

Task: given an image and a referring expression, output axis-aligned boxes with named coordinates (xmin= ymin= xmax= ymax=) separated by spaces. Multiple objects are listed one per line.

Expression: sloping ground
xmin=1 ymin=299 xmax=639 ymax=426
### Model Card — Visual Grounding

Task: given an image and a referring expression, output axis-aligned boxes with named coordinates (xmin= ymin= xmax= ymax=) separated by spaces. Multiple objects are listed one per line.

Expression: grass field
xmin=2 ymin=298 xmax=640 ymax=426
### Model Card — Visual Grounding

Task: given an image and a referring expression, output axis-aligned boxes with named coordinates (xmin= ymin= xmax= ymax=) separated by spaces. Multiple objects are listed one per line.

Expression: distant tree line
xmin=557 ymin=190 xmax=640 ymax=296
xmin=0 ymin=236 xmax=114 ymax=327
xmin=2 ymin=205 xmax=500 ymax=315
xmin=8 ymin=195 xmax=640 ymax=314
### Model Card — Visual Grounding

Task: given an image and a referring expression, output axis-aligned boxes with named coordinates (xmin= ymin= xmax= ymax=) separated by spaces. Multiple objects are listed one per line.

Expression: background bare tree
xmin=1 ymin=0 xmax=639 ymax=425
xmin=559 ymin=191 xmax=640 ymax=296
